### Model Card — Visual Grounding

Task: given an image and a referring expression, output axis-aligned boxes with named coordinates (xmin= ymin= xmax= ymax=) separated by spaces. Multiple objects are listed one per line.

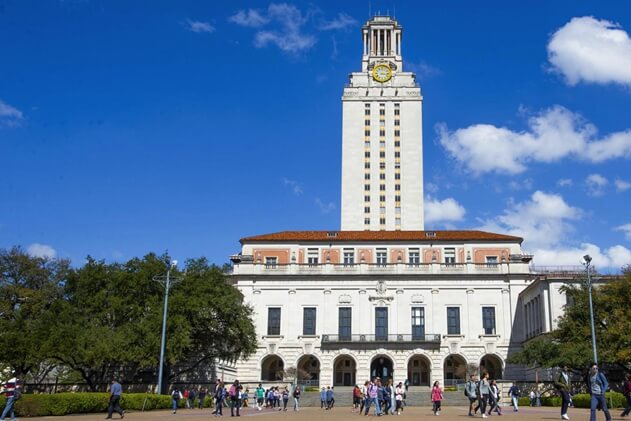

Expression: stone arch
xmin=260 ymin=354 xmax=285 ymax=381
xmin=443 ymin=353 xmax=467 ymax=386
xmin=369 ymin=353 xmax=395 ymax=382
xmin=333 ymin=354 xmax=357 ymax=386
xmin=480 ymin=354 xmax=504 ymax=379
xmin=296 ymin=354 xmax=321 ymax=386
xmin=406 ymin=353 xmax=432 ymax=386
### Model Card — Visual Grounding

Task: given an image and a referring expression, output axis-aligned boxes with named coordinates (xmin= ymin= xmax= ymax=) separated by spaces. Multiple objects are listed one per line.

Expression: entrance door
xmin=371 ymin=356 xmax=394 ymax=381
xmin=375 ymin=307 xmax=388 ymax=341
xmin=343 ymin=372 xmax=352 ymax=386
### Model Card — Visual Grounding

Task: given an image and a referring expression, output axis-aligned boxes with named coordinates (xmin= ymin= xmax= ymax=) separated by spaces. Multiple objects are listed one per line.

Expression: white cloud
xmin=319 ymin=13 xmax=356 ymax=31
xmin=425 ymin=197 xmax=466 ymax=223
xmin=27 ymin=243 xmax=57 ymax=259
xmin=425 ymin=182 xmax=439 ymax=194
xmin=185 ymin=20 xmax=215 ymax=33
xmin=548 ymin=16 xmax=631 ymax=87
xmin=585 ymin=173 xmax=608 ymax=196
xmin=508 ymin=178 xmax=533 ymax=191
xmin=478 ymin=191 xmax=582 ymax=250
xmin=532 ymin=243 xmax=631 ymax=270
xmin=315 ymin=198 xmax=335 ymax=214
xmin=438 ymin=105 xmax=631 ymax=175
xmin=281 ymin=177 xmax=303 ymax=195
xmin=229 ymin=9 xmax=269 ymax=27
xmin=406 ymin=61 xmax=441 ymax=78
xmin=616 ymin=222 xmax=631 ymax=241
xmin=0 ymin=99 xmax=24 ymax=127
xmin=615 ymin=178 xmax=631 ymax=192
xmin=558 ymin=178 xmax=573 ymax=187
xmin=231 ymin=3 xmax=316 ymax=53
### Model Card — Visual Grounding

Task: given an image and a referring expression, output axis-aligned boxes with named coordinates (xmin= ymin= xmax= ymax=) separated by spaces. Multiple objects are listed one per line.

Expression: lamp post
xmin=156 ymin=260 xmax=178 ymax=394
xmin=583 ymin=254 xmax=598 ymax=364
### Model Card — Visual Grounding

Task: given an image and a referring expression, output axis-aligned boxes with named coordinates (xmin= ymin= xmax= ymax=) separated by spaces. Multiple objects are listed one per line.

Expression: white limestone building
xmin=229 ymin=16 xmax=576 ymax=388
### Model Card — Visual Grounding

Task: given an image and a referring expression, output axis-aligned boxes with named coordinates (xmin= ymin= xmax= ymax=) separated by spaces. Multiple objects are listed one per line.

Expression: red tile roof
xmin=240 ymin=230 xmax=523 ymax=244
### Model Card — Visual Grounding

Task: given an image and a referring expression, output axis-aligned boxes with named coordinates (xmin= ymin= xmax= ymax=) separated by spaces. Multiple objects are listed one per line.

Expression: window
xmin=303 ymin=307 xmax=316 ymax=335
xmin=379 ymin=109 xmax=385 ymax=116
xmin=394 ymin=109 xmax=400 ymax=116
xmin=364 ymin=130 xmax=370 ymax=136
xmin=395 ymin=184 xmax=401 ymax=191
xmin=395 ymin=206 xmax=401 ymax=214
xmin=379 ymin=129 xmax=385 ymax=136
xmin=343 ymin=249 xmax=355 ymax=265
xmin=364 ymin=218 xmax=370 ymax=225
xmin=379 ymin=119 xmax=385 ymax=127
xmin=409 ymin=248 xmax=420 ymax=265
xmin=380 ymin=206 xmax=386 ymax=214
xmin=380 ymin=140 xmax=385 ymax=147
xmin=482 ymin=307 xmax=496 ymax=335
xmin=376 ymin=248 xmax=387 ymax=266
xmin=411 ymin=307 xmax=425 ymax=339
xmin=444 ymin=248 xmax=456 ymax=265
xmin=267 ymin=308 xmax=281 ymax=335
xmin=380 ymin=184 xmax=386 ymax=191
xmin=365 ymin=109 xmax=370 ymax=116
xmin=395 ymin=130 xmax=400 ymax=137
xmin=380 ymin=173 xmax=386 ymax=180
xmin=339 ymin=307 xmax=352 ymax=340
xmin=395 ymin=195 xmax=401 ymax=202
xmin=486 ymin=256 xmax=498 ymax=265
xmin=395 ymin=151 xmax=401 ymax=158
xmin=365 ymin=119 xmax=370 ymax=125
xmin=447 ymin=307 xmax=460 ymax=335
xmin=395 ymin=217 xmax=401 ymax=225
xmin=365 ymin=173 xmax=370 ymax=180
xmin=364 ymin=184 xmax=370 ymax=191
xmin=380 ymin=217 xmax=386 ymax=225
xmin=364 ymin=196 xmax=370 ymax=202
xmin=365 ymin=162 xmax=370 ymax=169
xmin=365 ymin=140 xmax=370 ymax=147
xmin=380 ymin=195 xmax=386 ymax=202
xmin=307 ymin=248 xmax=319 ymax=265
xmin=394 ymin=141 xmax=400 ymax=147
xmin=365 ymin=151 xmax=371 ymax=158
xmin=265 ymin=257 xmax=277 ymax=268
xmin=375 ymin=307 xmax=388 ymax=340
xmin=395 ymin=162 xmax=401 ymax=169
xmin=395 ymin=173 xmax=401 ymax=180
xmin=380 ymin=162 xmax=386 ymax=169
xmin=379 ymin=151 xmax=385 ymax=158
xmin=394 ymin=120 xmax=400 ymax=126
xmin=364 ymin=206 xmax=370 ymax=213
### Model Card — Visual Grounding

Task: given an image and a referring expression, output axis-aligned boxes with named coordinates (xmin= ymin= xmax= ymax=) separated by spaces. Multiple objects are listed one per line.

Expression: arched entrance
xmin=261 ymin=355 xmax=284 ymax=381
xmin=370 ymin=355 xmax=394 ymax=381
xmin=407 ymin=355 xmax=431 ymax=386
xmin=297 ymin=355 xmax=320 ymax=386
xmin=333 ymin=355 xmax=356 ymax=386
xmin=480 ymin=354 xmax=503 ymax=379
xmin=443 ymin=354 xmax=467 ymax=386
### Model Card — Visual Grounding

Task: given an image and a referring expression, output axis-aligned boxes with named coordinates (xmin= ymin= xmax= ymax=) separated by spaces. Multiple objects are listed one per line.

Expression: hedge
xmin=0 ymin=393 xmax=214 ymax=417
xmin=517 ymin=392 xmax=626 ymax=409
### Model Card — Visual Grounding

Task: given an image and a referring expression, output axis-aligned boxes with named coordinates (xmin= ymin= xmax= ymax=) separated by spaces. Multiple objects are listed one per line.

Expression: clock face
xmin=372 ymin=64 xmax=392 ymax=83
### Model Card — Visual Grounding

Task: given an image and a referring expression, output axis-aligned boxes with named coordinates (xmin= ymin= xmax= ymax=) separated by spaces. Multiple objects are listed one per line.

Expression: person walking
xmin=465 ymin=375 xmax=479 ymax=416
xmin=280 ymin=387 xmax=289 ymax=411
xmin=105 ymin=378 xmax=125 ymax=419
xmin=0 ymin=377 xmax=21 ymax=421
xmin=213 ymin=382 xmax=226 ymax=416
xmin=488 ymin=379 xmax=502 ymax=416
xmin=188 ymin=388 xmax=196 ymax=410
xmin=292 ymin=385 xmax=301 ymax=411
xmin=554 ymin=365 xmax=572 ymax=420
xmin=529 ymin=390 xmax=536 ymax=407
xmin=171 ymin=387 xmax=182 ymax=414
xmin=359 ymin=381 xmax=369 ymax=414
xmin=326 ymin=386 xmax=335 ymax=409
xmin=586 ymin=363 xmax=612 ymax=421
xmin=364 ymin=377 xmax=382 ymax=416
xmin=229 ymin=380 xmax=242 ymax=417
xmin=479 ymin=372 xmax=491 ymax=418
xmin=395 ymin=382 xmax=404 ymax=415
xmin=431 ymin=381 xmax=444 ymax=416
xmin=255 ymin=384 xmax=265 ymax=411
xmin=621 ymin=373 xmax=631 ymax=417
xmin=507 ymin=382 xmax=520 ymax=412
xmin=320 ymin=387 xmax=327 ymax=409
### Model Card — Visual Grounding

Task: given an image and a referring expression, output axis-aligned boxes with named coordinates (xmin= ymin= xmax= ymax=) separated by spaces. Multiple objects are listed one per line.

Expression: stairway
xmin=296 ymin=387 xmax=470 ymax=407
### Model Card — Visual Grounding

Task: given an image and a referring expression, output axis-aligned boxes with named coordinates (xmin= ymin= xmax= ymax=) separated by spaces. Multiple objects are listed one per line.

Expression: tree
xmin=508 ymin=267 xmax=631 ymax=373
xmin=0 ymin=247 xmax=69 ymax=379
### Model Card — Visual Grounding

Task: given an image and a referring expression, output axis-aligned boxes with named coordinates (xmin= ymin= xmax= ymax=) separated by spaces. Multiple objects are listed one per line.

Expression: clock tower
xmin=341 ymin=16 xmax=424 ymax=231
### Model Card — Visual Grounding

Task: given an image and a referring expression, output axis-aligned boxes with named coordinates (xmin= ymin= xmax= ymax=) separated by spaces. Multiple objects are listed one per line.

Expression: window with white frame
xmin=376 ymin=248 xmax=387 ymax=266
xmin=343 ymin=248 xmax=355 ymax=265
xmin=444 ymin=248 xmax=456 ymax=265
xmin=482 ymin=307 xmax=496 ymax=335
xmin=307 ymin=248 xmax=319 ymax=265
xmin=265 ymin=256 xmax=277 ymax=268
xmin=486 ymin=256 xmax=499 ymax=266
xmin=408 ymin=248 xmax=420 ymax=265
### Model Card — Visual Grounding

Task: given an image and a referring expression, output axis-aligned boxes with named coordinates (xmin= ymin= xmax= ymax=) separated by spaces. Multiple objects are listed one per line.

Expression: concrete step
xmin=294 ymin=389 xmax=470 ymax=407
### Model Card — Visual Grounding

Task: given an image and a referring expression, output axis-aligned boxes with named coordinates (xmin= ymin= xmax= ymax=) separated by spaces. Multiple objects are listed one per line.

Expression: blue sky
xmin=2 ymin=0 xmax=631 ymax=271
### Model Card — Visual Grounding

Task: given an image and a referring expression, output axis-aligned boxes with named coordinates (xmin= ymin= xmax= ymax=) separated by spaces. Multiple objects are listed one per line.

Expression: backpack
xmin=13 ymin=388 xmax=22 ymax=400
xmin=228 ymin=385 xmax=237 ymax=398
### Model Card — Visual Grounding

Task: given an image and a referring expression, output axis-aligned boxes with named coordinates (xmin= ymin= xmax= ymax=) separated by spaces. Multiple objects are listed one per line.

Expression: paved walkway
xmin=22 ymin=405 xmax=618 ymax=421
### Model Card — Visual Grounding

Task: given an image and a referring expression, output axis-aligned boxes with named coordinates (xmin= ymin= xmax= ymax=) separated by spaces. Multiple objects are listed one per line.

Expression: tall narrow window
xmin=307 ymin=248 xmax=319 ymax=265
xmin=267 ymin=308 xmax=281 ymax=335
xmin=411 ymin=307 xmax=425 ymax=340
xmin=343 ymin=249 xmax=355 ymax=265
xmin=303 ymin=307 xmax=316 ymax=335
xmin=376 ymin=248 xmax=387 ymax=266
xmin=444 ymin=248 xmax=456 ymax=265
xmin=447 ymin=307 xmax=460 ymax=335
xmin=339 ymin=307 xmax=352 ymax=340
xmin=375 ymin=307 xmax=388 ymax=340
xmin=482 ymin=307 xmax=496 ymax=335
xmin=408 ymin=248 xmax=420 ymax=265
xmin=265 ymin=257 xmax=277 ymax=268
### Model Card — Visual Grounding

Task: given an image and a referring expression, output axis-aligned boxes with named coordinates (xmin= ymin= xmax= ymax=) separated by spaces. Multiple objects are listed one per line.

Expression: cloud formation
xmin=315 ymin=198 xmax=335 ymax=214
xmin=229 ymin=9 xmax=269 ymax=27
xmin=585 ymin=173 xmax=608 ymax=197
xmin=616 ymin=222 xmax=631 ymax=241
xmin=27 ymin=243 xmax=57 ymax=259
xmin=615 ymin=179 xmax=631 ymax=192
xmin=438 ymin=105 xmax=631 ymax=174
xmin=425 ymin=197 xmax=466 ymax=224
xmin=282 ymin=177 xmax=303 ymax=195
xmin=319 ymin=13 xmax=356 ymax=31
xmin=185 ymin=20 xmax=215 ymax=33
xmin=548 ymin=16 xmax=631 ymax=87
xmin=0 ymin=99 xmax=23 ymax=127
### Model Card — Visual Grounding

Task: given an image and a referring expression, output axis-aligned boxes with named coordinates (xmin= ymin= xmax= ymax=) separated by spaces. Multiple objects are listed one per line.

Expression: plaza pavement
xmin=22 ymin=405 xmax=618 ymax=421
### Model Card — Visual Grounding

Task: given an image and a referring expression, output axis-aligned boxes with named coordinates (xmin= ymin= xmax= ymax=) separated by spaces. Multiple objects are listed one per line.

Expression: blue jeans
xmin=590 ymin=394 xmax=611 ymax=421
xmin=1 ymin=396 xmax=16 ymax=421
xmin=622 ymin=395 xmax=631 ymax=416
xmin=172 ymin=398 xmax=179 ymax=412
xmin=364 ymin=397 xmax=381 ymax=415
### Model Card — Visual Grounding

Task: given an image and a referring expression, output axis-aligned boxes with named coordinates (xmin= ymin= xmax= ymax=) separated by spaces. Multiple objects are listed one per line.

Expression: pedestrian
xmin=431 ymin=380 xmax=444 ymax=416
xmin=385 ymin=379 xmax=394 ymax=415
xmin=529 ymin=390 xmax=536 ymax=407
xmin=465 ymin=375 xmax=479 ymax=416
xmin=188 ymin=388 xmax=196 ymax=409
xmin=554 ymin=365 xmax=572 ymax=420
xmin=404 ymin=378 xmax=409 ymax=392
xmin=364 ymin=377 xmax=382 ymax=416
xmin=488 ymin=379 xmax=502 ymax=416
xmin=280 ymin=387 xmax=289 ymax=411
xmin=171 ymin=387 xmax=182 ymax=414
xmin=395 ymin=382 xmax=404 ymax=415
xmin=320 ymin=387 xmax=327 ymax=409
xmin=359 ymin=381 xmax=369 ymax=414
xmin=198 ymin=388 xmax=207 ymax=409
xmin=255 ymin=384 xmax=265 ymax=411
xmin=353 ymin=384 xmax=362 ymax=412
xmin=0 ymin=377 xmax=21 ymax=421
xmin=621 ymin=373 xmax=631 ymax=417
xmin=326 ymin=386 xmax=335 ymax=409
xmin=293 ymin=384 xmax=301 ymax=411
xmin=586 ymin=363 xmax=612 ymax=421
xmin=479 ymin=372 xmax=491 ymax=418
xmin=213 ymin=382 xmax=226 ymax=416
xmin=507 ymin=382 xmax=520 ymax=412
xmin=183 ymin=387 xmax=190 ymax=409
xmin=228 ymin=380 xmax=242 ymax=417
xmin=105 ymin=378 xmax=125 ymax=419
